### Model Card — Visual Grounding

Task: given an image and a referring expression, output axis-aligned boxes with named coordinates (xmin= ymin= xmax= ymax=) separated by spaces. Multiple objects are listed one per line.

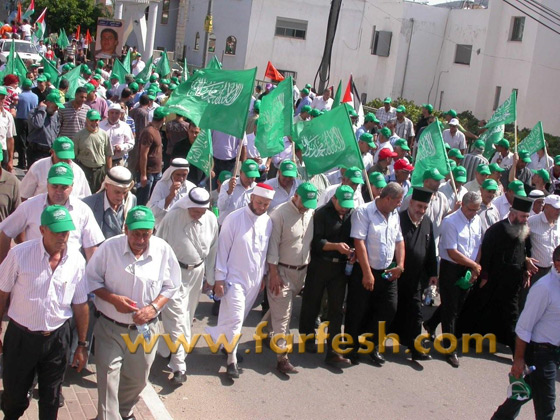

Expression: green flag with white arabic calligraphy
xmin=480 ymin=124 xmax=505 ymax=161
xmin=187 ymin=129 xmax=213 ymax=176
xmin=165 ymin=67 xmax=257 ymax=139
xmin=294 ymin=105 xmax=363 ymax=175
xmin=518 ymin=121 xmax=545 ymax=156
xmin=485 ymin=90 xmax=517 ymax=129
xmin=255 ymin=76 xmax=293 ymax=157
xmin=411 ymin=120 xmax=450 ymax=187
xmin=206 ymin=56 xmax=222 ymax=70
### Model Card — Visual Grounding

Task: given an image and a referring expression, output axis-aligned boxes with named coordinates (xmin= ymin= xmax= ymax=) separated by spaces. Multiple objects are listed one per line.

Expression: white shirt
xmin=0 ymin=108 xmax=16 ymax=150
xmin=310 ymin=96 xmax=333 ymax=112
xmin=87 ymin=234 xmax=180 ymax=324
xmin=0 ymin=239 xmax=87 ymax=331
xmin=132 ymin=59 xmax=146 ymax=76
xmin=439 ymin=209 xmax=482 ymax=263
xmin=439 ymin=181 xmax=467 ymax=210
xmin=0 ymin=193 xmax=104 ymax=250
xmin=147 ymin=178 xmax=196 ymax=229
xmin=351 ymin=200 xmax=403 ymax=270
xmin=529 ymin=153 xmax=553 ymax=171
xmin=362 ymin=153 xmax=374 ymax=172
xmin=490 ymin=151 xmax=514 ymax=169
xmin=493 ymin=193 xmax=511 ymax=220
xmin=443 ymin=129 xmax=467 ymax=151
xmin=320 ymin=184 xmax=364 ymax=209
xmin=515 ymin=269 xmax=560 ymax=346
xmin=264 ymin=177 xmax=301 ymax=212
xmin=528 ymin=212 xmax=560 ymax=268
xmin=19 ymin=157 xmax=91 ymax=199
xmin=157 ymin=206 xmax=219 ymax=285
xmin=245 ymin=133 xmax=261 ymax=160
xmin=215 ymin=205 xmax=272 ymax=288
xmin=99 ymin=119 xmax=135 ymax=160
xmin=217 ymin=177 xmax=255 ymax=225
xmin=464 ymin=178 xmax=481 ymax=193
xmin=478 ymin=202 xmax=500 ymax=236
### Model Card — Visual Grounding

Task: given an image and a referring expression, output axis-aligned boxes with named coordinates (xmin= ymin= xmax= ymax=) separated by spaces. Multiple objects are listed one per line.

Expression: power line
xmin=502 ymin=0 xmax=560 ymax=36
xmin=515 ymin=0 xmax=560 ymax=26
xmin=523 ymin=0 xmax=560 ymax=19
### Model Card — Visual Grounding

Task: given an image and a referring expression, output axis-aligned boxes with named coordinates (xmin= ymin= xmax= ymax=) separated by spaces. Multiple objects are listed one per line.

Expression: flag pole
xmin=514 ymin=120 xmax=518 ymax=154
xmin=363 ymin=169 xmax=374 ymax=202
xmin=232 ymin=135 xmax=244 ymax=178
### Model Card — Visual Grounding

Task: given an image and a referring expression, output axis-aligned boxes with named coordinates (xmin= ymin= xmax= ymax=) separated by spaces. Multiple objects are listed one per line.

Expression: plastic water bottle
xmin=382 ymin=262 xmax=397 ymax=280
xmin=136 ymin=322 xmax=151 ymax=341
xmin=207 ymin=282 xmax=230 ymax=301
xmin=344 ymin=250 xmax=355 ymax=276
xmin=423 ymin=285 xmax=438 ymax=306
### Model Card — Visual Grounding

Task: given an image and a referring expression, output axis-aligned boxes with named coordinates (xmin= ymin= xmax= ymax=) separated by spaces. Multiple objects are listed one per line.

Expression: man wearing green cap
xmin=294 ymin=104 xmax=312 ymax=123
xmin=448 ymin=148 xmax=464 ymax=165
xmin=395 ymin=105 xmax=415 ymax=148
xmin=0 ymin=162 xmax=104 ymax=263
xmin=439 ymin=165 xmax=468 ymax=211
xmin=58 ymin=86 xmax=91 ymax=140
xmin=74 ymin=109 xmax=113 ymax=193
xmin=393 ymin=138 xmax=410 ymax=161
xmin=463 ymin=139 xmax=489 ymax=182
xmin=0 ymin=205 xmax=90 ymax=419
xmin=0 ymin=86 xmax=16 ymax=172
xmin=464 ymin=164 xmax=491 ymax=192
xmin=364 ymin=171 xmax=387 ymax=201
xmin=373 ymin=127 xmax=394 ymax=164
xmin=490 ymin=138 xmax=514 ymax=169
xmin=311 ymin=88 xmax=333 ymax=112
xmin=131 ymin=53 xmax=146 ymax=76
xmin=32 ymin=74 xmax=49 ymax=103
xmin=295 ymin=88 xmax=312 ymax=116
xmin=531 ymin=168 xmax=551 ymax=195
xmin=493 ymin=180 xmax=526 ymax=219
xmin=264 ymin=182 xmax=317 ymax=374
xmin=415 ymin=103 xmax=433 ymax=134
xmin=319 ymin=166 xmax=365 ymax=209
xmin=478 ymin=179 xmax=500 ymax=235
xmin=87 ymin=205 xmax=180 ymax=419
xmin=504 ymin=151 xmax=533 ymax=193
xmin=264 ymin=159 xmax=301 ymax=210
xmin=217 ymin=158 xmax=259 ymax=224
xmin=375 ymin=96 xmax=396 ymax=127
xmin=355 ymin=112 xmax=379 ymax=142
xmin=21 ymin=136 xmax=91 ymax=200
xmin=358 ymin=133 xmax=376 ymax=171
xmin=14 ymin=78 xmax=39 ymax=169
xmin=85 ymin=83 xmax=108 ymax=120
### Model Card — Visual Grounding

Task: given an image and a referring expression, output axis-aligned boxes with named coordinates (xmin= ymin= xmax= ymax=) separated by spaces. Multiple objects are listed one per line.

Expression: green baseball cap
xmin=489 ymin=162 xmax=505 ymax=173
xmin=364 ymin=112 xmax=379 ymax=123
xmin=344 ymin=166 xmax=364 ymax=184
xmin=84 ymin=68 xmax=92 ymax=76
xmin=444 ymin=143 xmax=451 ymax=150
xmin=396 ymin=105 xmax=406 ymax=113
xmin=135 ymin=77 xmax=146 ymax=84
xmin=46 ymin=92 xmax=64 ymax=108
xmin=301 ymin=88 xmax=309 ymax=95
xmin=305 ymin=83 xmax=312 ymax=89
xmin=149 ymin=74 xmax=159 ymax=82
xmin=495 ymin=139 xmax=510 ymax=149
xmin=242 ymin=159 xmax=260 ymax=177
xmin=22 ymin=78 xmax=33 ymax=88
xmin=128 ymin=82 xmax=139 ymax=92
xmin=508 ymin=180 xmax=527 ymax=197
xmin=444 ymin=109 xmax=457 ymax=118
xmin=423 ymin=168 xmax=445 ymax=181
xmin=48 ymin=162 xmax=74 ymax=185
xmin=394 ymin=138 xmax=410 ymax=151
xmin=84 ymin=83 xmax=95 ymax=94
xmin=335 ymin=185 xmax=355 ymax=209
xmin=359 ymin=133 xmax=376 ymax=148
xmin=452 ymin=166 xmax=467 ymax=183
xmin=448 ymin=148 xmax=464 ymax=159
xmin=0 ymin=86 xmax=7 ymax=96
xmin=52 ymin=136 xmax=75 ymax=159
xmin=41 ymin=205 xmax=75 ymax=233
xmin=296 ymin=182 xmax=318 ymax=209
xmin=86 ymin=109 xmax=101 ymax=120
xmin=279 ymin=160 xmax=298 ymax=177
xmin=218 ymin=170 xmax=232 ymax=183
xmin=349 ymin=109 xmax=358 ymax=118
xmin=518 ymin=150 xmax=531 ymax=163
xmin=153 ymin=107 xmax=170 ymax=120
xmin=476 ymin=164 xmax=491 ymax=175
xmin=301 ymin=104 xmax=312 ymax=114
xmin=169 ymin=83 xmax=177 ymax=91
xmin=473 ymin=139 xmax=485 ymax=150
xmin=93 ymin=75 xmax=101 ymax=81
xmin=147 ymin=92 xmax=157 ymax=101
xmin=383 ymin=97 xmax=392 ymax=104
xmin=532 ymin=168 xmax=550 ymax=183
xmin=126 ymin=206 xmax=155 ymax=230
xmin=369 ymin=172 xmax=387 ymax=188
xmin=309 ymin=108 xmax=321 ymax=118
xmin=97 ymin=60 xmax=105 ymax=68
xmin=447 ymin=159 xmax=457 ymax=170
xmin=481 ymin=179 xmax=498 ymax=191
xmin=36 ymin=75 xmax=47 ymax=82
xmin=422 ymin=103 xmax=433 ymax=113
xmin=171 ymin=76 xmax=179 ymax=84
xmin=379 ymin=127 xmax=392 ymax=138
xmin=555 ymin=155 xmax=560 ymax=166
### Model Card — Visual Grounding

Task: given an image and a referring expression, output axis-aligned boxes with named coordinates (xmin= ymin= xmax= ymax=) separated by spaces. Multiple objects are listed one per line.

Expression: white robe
xmin=147 ymin=177 xmax=196 ymax=229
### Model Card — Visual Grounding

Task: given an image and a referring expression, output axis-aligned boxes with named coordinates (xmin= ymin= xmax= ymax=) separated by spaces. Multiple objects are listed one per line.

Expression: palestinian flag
xmin=23 ymin=0 xmax=35 ymax=20
xmin=34 ymin=8 xmax=46 ymax=41
xmin=341 ymin=74 xmax=364 ymax=126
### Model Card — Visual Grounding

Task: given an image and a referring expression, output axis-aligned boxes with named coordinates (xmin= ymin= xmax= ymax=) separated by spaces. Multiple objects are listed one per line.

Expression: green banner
xmin=518 ymin=121 xmax=545 ymax=155
xmin=187 ymin=129 xmax=213 ymax=176
xmin=156 ymin=50 xmax=171 ymax=78
xmin=206 ymin=56 xmax=222 ymax=70
xmin=411 ymin=120 xmax=451 ymax=187
xmin=485 ymin=90 xmax=517 ymax=129
xmin=255 ymin=76 xmax=293 ymax=157
xmin=295 ymin=105 xmax=363 ymax=175
xmin=41 ymin=56 xmax=60 ymax=87
xmin=135 ymin=55 xmax=153 ymax=81
xmin=61 ymin=65 xmax=83 ymax=100
xmin=57 ymin=28 xmax=69 ymax=49
xmin=480 ymin=125 xmax=505 ymax=161
xmin=166 ymin=67 xmax=257 ymax=139
xmin=111 ymin=59 xmax=128 ymax=84
xmin=332 ymin=80 xmax=342 ymax=109
xmin=122 ymin=50 xmax=131 ymax=74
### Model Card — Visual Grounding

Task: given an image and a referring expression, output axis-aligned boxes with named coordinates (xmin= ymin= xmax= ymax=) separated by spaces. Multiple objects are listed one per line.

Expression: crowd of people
xmin=0 ymin=42 xmax=558 ymax=420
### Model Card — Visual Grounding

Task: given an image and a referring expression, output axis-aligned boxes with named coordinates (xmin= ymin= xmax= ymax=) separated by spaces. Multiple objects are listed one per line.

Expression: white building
xmin=119 ymin=0 xmax=560 ymax=135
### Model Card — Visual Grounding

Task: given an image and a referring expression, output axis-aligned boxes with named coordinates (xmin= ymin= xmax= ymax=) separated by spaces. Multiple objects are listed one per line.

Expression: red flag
xmin=342 ymin=75 xmax=353 ymax=103
xmin=16 ymin=2 xmax=22 ymax=23
xmin=264 ymin=61 xmax=285 ymax=82
xmin=85 ymin=29 xmax=93 ymax=45
xmin=75 ymin=25 xmax=80 ymax=40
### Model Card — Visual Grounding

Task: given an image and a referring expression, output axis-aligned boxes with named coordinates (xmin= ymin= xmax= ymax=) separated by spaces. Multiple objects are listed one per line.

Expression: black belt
xmin=536 ymin=265 xmax=551 ymax=270
xmin=10 ymin=318 xmax=67 ymax=337
xmin=28 ymin=143 xmax=51 ymax=153
xmin=320 ymin=256 xmax=346 ymax=264
xmin=112 ymin=158 xmax=122 ymax=163
xmin=531 ymin=342 xmax=559 ymax=351
xmin=178 ymin=260 xmax=204 ymax=270
xmin=99 ymin=312 xmax=157 ymax=330
xmin=278 ymin=262 xmax=308 ymax=271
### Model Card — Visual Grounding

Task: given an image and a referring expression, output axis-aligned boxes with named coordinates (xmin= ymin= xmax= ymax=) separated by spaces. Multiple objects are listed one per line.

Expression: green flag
xmin=122 ymin=50 xmax=131 ymax=74
xmin=295 ymin=105 xmax=363 ymax=175
xmin=518 ymin=121 xmax=545 ymax=156
xmin=41 ymin=55 xmax=60 ymax=87
xmin=57 ymin=28 xmax=69 ymax=49
xmin=182 ymin=57 xmax=188 ymax=82
xmin=255 ymin=76 xmax=293 ymax=157
xmin=480 ymin=125 xmax=505 ymax=161
xmin=111 ymin=59 xmax=128 ymax=84
xmin=135 ymin=55 xmax=153 ymax=81
xmin=332 ymin=80 xmax=342 ymax=108
xmin=156 ymin=50 xmax=171 ymax=78
xmin=206 ymin=56 xmax=222 ymax=70
xmin=411 ymin=120 xmax=450 ymax=187
xmin=485 ymin=90 xmax=517 ymax=129
xmin=166 ymin=67 xmax=257 ymax=139
xmin=187 ymin=129 xmax=213 ymax=176
xmin=1 ymin=41 xmax=28 ymax=83
xmin=61 ymin=65 xmax=82 ymax=99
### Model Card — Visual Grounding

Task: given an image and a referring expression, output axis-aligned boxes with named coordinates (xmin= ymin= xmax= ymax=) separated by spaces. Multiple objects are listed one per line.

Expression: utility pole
xmin=316 ymin=0 xmax=343 ymax=93
xmin=201 ymin=0 xmax=213 ymax=68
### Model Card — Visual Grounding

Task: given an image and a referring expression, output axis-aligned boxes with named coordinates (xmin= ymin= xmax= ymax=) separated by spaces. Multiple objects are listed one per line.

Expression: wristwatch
xmin=78 ymin=340 xmax=89 ymax=348
xmin=150 ymin=302 xmax=161 ymax=315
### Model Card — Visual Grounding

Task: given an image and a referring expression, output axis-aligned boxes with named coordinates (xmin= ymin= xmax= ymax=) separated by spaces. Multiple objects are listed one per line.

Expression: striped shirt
xmin=528 ymin=212 xmax=560 ymax=267
xmin=0 ymin=239 xmax=88 ymax=331
xmin=58 ymin=102 xmax=91 ymax=139
xmin=0 ymin=193 xmax=104 ymax=250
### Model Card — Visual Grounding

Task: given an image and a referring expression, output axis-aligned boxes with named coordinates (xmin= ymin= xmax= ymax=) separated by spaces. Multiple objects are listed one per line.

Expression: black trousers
xmin=14 ymin=118 xmax=28 ymax=168
xmin=345 ymin=263 xmax=398 ymax=356
xmin=392 ymin=276 xmax=423 ymax=350
xmin=299 ymin=258 xmax=348 ymax=353
xmin=492 ymin=343 xmax=559 ymax=420
xmin=519 ymin=266 xmax=550 ymax=313
xmin=27 ymin=143 xmax=51 ymax=168
xmin=1 ymin=320 xmax=71 ymax=420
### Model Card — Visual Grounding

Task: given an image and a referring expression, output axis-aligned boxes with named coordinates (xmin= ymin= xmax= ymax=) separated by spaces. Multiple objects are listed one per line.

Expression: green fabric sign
xmin=187 ymin=129 xmax=213 ymax=176
xmin=111 ymin=59 xmax=128 ymax=84
xmin=480 ymin=125 xmax=505 ymax=161
xmin=41 ymin=56 xmax=60 ymax=87
xmin=135 ymin=55 xmax=153 ymax=81
xmin=122 ymin=50 xmax=131 ymax=74
xmin=156 ymin=51 xmax=171 ymax=78
xmin=206 ymin=56 xmax=222 ymax=70
xmin=332 ymin=80 xmax=342 ymax=109
xmin=518 ymin=121 xmax=545 ymax=155
xmin=57 ymin=29 xmax=69 ymax=49
xmin=411 ymin=120 xmax=451 ymax=187
xmin=485 ymin=90 xmax=517 ymax=129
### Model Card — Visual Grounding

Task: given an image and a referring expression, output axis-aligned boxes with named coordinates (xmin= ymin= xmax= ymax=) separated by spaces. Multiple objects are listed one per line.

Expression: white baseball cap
xmin=449 ymin=118 xmax=459 ymax=126
xmin=108 ymin=103 xmax=122 ymax=111
xmin=544 ymin=194 xmax=560 ymax=209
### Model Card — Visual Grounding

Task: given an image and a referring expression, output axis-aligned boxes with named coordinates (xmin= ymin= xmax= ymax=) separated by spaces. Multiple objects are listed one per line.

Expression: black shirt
xmin=171 ymin=139 xmax=205 ymax=186
xmin=32 ymin=86 xmax=48 ymax=103
xmin=311 ymin=200 xmax=353 ymax=260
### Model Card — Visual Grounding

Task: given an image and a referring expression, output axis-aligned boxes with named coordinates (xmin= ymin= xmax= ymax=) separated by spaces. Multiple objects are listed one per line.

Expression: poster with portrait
xmin=95 ymin=18 xmax=124 ymax=59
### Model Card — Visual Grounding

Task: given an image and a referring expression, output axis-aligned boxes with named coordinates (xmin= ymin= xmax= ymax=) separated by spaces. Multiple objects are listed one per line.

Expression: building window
xmin=194 ymin=32 xmax=200 ymax=50
xmin=275 ymin=18 xmax=307 ymax=40
xmin=454 ymin=44 xmax=472 ymax=65
xmin=208 ymin=34 xmax=216 ymax=52
xmin=371 ymin=28 xmax=392 ymax=57
xmin=277 ymin=69 xmax=297 ymax=81
xmin=493 ymin=86 xmax=501 ymax=110
xmin=225 ymin=36 xmax=237 ymax=55
xmin=510 ymin=17 xmax=525 ymax=41
xmin=161 ymin=0 xmax=170 ymax=24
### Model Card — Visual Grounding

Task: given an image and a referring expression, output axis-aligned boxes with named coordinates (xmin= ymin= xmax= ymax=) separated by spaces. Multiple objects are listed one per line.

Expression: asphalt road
xmin=148 ymin=293 xmax=559 ymax=420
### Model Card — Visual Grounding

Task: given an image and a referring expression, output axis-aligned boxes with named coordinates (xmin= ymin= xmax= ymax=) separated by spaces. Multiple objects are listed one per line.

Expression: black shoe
xmin=171 ymin=370 xmax=187 ymax=384
xmin=369 ymin=350 xmax=386 ymax=365
xmin=122 ymin=416 xmax=136 ymax=420
xmin=304 ymin=341 xmax=317 ymax=354
xmin=212 ymin=300 xmax=220 ymax=316
xmin=423 ymin=322 xmax=436 ymax=341
xmin=348 ymin=354 xmax=360 ymax=365
xmin=59 ymin=393 xmax=65 ymax=407
xmin=226 ymin=363 xmax=240 ymax=379
xmin=220 ymin=348 xmax=243 ymax=363
xmin=446 ymin=353 xmax=460 ymax=368
xmin=276 ymin=359 xmax=299 ymax=374
xmin=411 ymin=351 xmax=432 ymax=362
xmin=325 ymin=352 xmax=351 ymax=367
